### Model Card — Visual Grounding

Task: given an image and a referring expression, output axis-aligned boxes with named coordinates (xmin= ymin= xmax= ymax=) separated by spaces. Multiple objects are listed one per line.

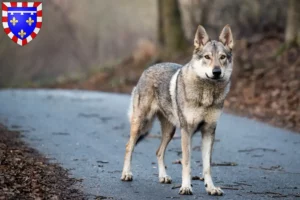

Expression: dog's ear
xmin=219 ymin=24 xmax=234 ymax=50
xmin=194 ymin=25 xmax=210 ymax=50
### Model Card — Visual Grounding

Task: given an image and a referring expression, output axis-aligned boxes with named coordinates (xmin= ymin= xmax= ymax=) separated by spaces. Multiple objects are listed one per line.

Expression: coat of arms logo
xmin=2 ymin=2 xmax=42 ymax=46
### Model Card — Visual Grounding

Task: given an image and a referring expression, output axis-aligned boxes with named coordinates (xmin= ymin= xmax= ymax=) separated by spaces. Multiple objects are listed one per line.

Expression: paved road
xmin=0 ymin=89 xmax=299 ymax=200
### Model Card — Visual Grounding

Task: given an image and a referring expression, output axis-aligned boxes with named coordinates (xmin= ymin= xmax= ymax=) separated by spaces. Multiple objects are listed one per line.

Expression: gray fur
xmin=121 ymin=25 xmax=234 ymax=196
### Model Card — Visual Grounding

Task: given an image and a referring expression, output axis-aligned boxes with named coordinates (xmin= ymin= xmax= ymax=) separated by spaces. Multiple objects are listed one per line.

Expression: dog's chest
xmin=187 ymin=85 xmax=222 ymax=106
xmin=182 ymin=106 xmax=205 ymax=125
xmin=182 ymin=87 xmax=224 ymax=125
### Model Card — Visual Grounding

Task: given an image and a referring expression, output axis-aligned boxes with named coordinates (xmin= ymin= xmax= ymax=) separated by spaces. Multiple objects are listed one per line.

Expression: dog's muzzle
xmin=212 ymin=67 xmax=222 ymax=78
xmin=205 ymin=67 xmax=224 ymax=81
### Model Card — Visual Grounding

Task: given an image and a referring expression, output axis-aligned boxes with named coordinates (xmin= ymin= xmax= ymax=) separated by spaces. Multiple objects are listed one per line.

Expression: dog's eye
xmin=204 ymin=55 xmax=210 ymax=59
xmin=220 ymin=55 xmax=226 ymax=60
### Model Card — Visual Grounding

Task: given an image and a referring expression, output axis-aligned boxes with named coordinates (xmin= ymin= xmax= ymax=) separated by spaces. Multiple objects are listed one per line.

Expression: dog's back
xmin=128 ymin=63 xmax=181 ymax=127
xmin=137 ymin=62 xmax=182 ymax=93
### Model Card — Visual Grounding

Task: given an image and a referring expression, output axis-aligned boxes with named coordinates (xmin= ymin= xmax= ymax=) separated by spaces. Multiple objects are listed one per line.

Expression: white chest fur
xmin=169 ymin=69 xmax=181 ymax=125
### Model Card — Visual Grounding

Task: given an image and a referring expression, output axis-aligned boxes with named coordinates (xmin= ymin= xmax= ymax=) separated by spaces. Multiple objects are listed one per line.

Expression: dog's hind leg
xmin=121 ymin=118 xmax=140 ymax=181
xmin=156 ymin=113 xmax=175 ymax=184
xmin=121 ymin=91 xmax=156 ymax=181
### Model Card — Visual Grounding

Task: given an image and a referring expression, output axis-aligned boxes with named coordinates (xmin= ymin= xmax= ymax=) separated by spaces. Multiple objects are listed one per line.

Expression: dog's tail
xmin=127 ymin=86 xmax=137 ymax=122
xmin=128 ymin=87 xmax=154 ymax=144
xmin=128 ymin=86 xmax=152 ymax=145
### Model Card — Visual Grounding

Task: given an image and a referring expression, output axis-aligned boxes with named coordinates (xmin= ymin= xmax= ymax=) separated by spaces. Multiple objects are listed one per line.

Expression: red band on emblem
xmin=4 ymin=28 xmax=10 ymax=34
xmin=2 ymin=3 xmax=7 ymax=11
xmin=12 ymin=35 xmax=18 ymax=43
xmin=37 ymin=10 xmax=42 ymax=17
xmin=22 ymin=2 xmax=28 ymax=7
xmin=36 ymin=22 xmax=42 ymax=28
xmin=31 ymin=32 xmax=37 ymax=39
xmin=22 ymin=39 xmax=27 ymax=46
xmin=10 ymin=2 xmax=17 ymax=7
xmin=33 ymin=2 xmax=41 ymax=7
xmin=2 ymin=16 xmax=7 ymax=22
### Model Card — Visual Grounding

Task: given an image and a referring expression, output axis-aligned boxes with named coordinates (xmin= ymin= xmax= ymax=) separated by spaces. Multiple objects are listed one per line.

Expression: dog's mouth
xmin=205 ymin=73 xmax=225 ymax=81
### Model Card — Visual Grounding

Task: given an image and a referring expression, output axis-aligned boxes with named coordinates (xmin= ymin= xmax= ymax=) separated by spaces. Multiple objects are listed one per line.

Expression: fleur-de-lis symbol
xmin=26 ymin=17 xmax=34 ymax=26
xmin=18 ymin=29 xmax=26 ymax=38
xmin=10 ymin=17 xmax=18 ymax=26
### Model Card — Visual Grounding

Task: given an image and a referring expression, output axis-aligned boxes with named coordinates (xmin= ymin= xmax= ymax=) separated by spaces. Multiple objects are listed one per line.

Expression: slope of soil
xmin=0 ymin=124 xmax=86 ymax=200
xmin=228 ymin=38 xmax=299 ymax=132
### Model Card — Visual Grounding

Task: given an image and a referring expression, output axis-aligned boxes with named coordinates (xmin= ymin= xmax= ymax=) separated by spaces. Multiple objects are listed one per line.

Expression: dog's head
xmin=190 ymin=25 xmax=234 ymax=83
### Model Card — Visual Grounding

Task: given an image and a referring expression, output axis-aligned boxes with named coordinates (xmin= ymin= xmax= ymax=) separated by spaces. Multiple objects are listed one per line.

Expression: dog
xmin=121 ymin=25 xmax=234 ymax=196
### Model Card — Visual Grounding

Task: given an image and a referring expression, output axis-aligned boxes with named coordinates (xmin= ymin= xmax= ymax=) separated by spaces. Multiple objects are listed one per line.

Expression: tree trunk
xmin=157 ymin=0 xmax=165 ymax=46
xmin=158 ymin=0 xmax=187 ymax=55
xmin=285 ymin=0 xmax=300 ymax=45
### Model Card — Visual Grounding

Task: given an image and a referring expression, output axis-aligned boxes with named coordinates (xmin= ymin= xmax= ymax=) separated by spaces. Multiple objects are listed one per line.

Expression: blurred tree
xmin=157 ymin=0 xmax=165 ymax=45
xmin=285 ymin=0 xmax=300 ymax=45
xmin=158 ymin=0 xmax=187 ymax=55
xmin=179 ymin=0 xmax=213 ymax=41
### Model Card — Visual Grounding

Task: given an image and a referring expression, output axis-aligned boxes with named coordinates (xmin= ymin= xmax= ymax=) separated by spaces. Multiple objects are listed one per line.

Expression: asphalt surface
xmin=0 ymin=89 xmax=299 ymax=200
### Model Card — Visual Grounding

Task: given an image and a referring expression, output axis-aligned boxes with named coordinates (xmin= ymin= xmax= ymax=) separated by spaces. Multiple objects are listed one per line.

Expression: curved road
xmin=0 ymin=90 xmax=299 ymax=199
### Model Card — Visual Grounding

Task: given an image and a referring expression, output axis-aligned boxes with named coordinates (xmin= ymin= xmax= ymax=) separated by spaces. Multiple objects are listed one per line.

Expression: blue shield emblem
xmin=2 ymin=2 xmax=42 ymax=46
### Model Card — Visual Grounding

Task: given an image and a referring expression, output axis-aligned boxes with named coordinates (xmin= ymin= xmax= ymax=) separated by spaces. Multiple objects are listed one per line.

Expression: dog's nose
xmin=212 ymin=67 xmax=222 ymax=77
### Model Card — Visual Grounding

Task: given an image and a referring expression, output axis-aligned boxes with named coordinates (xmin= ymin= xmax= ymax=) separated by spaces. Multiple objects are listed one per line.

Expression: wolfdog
xmin=121 ymin=25 xmax=234 ymax=196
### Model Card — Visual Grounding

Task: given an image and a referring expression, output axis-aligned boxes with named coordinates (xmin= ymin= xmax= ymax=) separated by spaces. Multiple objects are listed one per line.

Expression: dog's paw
xmin=121 ymin=172 xmax=133 ymax=181
xmin=206 ymin=186 xmax=223 ymax=196
xmin=159 ymin=175 xmax=172 ymax=184
xmin=179 ymin=186 xmax=193 ymax=195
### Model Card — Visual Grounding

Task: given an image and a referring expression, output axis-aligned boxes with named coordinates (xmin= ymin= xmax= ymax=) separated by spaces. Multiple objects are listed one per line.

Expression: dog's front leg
xmin=201 ymin=123 xmax=223 ymax=196
xmin=179 ymin=129 xmax=193 ymax=195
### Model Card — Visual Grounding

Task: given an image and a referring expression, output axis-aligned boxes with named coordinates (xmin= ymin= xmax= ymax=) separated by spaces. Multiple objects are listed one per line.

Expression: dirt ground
xmin=225 ymin=38 xmax=300 ymax=133
xmin=48 ymin=37 xmax=300 ymax=133
xmin=0 ymin=124 xmax=86 ymax=200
